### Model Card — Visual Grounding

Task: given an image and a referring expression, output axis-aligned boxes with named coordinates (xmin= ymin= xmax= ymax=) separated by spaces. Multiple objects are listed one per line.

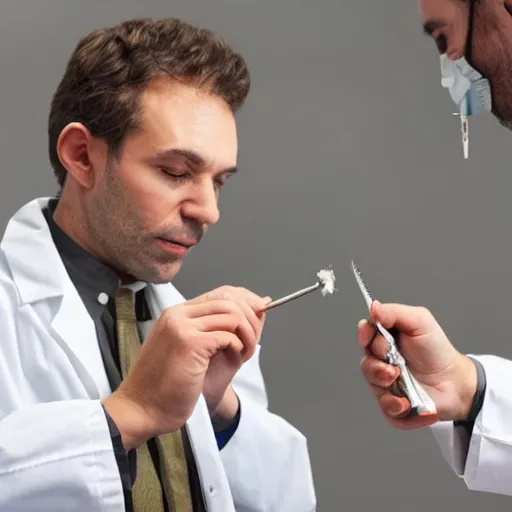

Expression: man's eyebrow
xmin=154 ymin=147 xmax=237 ymax=174
xmin=423 ymin=20 xmax=445 ymax=35
xmin=154 ymin=148 xmax=206 ymax=167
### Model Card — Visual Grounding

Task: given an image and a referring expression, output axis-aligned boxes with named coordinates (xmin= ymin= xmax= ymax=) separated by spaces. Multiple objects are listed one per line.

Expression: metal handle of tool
xmin=379 ymin=325 xmax=437 ymax=417
xmin=390 ymin=360 xmax=437 ymax=416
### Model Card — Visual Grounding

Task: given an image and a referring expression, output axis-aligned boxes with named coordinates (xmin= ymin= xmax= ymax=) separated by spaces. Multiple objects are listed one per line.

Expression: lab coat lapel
xmin=145 ymin=283 xmax=236 ymax=510
xmin=1 ymin=197 xmax=111 ymax=398
xmin=50 ymin=283 xmax=111 ymax=398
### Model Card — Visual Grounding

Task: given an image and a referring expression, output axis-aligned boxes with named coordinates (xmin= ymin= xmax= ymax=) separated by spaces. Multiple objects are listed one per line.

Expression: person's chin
xmin=153 ymin=259 xmax=184 ymax=284
xmin=130 ymin=257 xmax=183 ymax=285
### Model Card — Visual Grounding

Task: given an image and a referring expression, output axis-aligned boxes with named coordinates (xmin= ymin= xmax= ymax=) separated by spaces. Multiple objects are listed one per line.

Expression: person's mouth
xmin=155 ymin=237 xmax=197 ymax=256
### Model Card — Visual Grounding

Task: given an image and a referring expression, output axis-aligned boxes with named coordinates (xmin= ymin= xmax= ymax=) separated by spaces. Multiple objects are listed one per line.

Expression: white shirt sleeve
xmin=0 ymin=399 xmax=124 ymax=512
xmin=431 ymin=354 xmax=512 ymax=496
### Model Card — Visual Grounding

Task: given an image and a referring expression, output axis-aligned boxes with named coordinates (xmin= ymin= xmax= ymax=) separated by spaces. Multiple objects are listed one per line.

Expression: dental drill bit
xmin=263 ymin=267 xmax=336 ymax=311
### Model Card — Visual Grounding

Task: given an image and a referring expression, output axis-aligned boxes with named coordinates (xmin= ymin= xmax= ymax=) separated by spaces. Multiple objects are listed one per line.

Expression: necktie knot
xmin=115 ymin=287 xmax=136 ymax=322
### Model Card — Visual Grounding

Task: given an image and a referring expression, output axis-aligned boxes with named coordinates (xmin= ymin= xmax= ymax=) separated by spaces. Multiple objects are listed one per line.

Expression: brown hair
xmin=48 ymin=18 xmax=251 ymax=187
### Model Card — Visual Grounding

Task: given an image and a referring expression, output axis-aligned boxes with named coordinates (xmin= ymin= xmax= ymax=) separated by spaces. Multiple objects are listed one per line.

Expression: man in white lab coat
xmin=357 ymin=0 xmax=512 ymax=498
xmin=0 ymin=18 xmax=315 ymax=512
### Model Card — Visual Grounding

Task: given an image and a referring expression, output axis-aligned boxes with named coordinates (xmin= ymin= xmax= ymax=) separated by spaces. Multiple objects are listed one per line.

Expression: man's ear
xmin=56 ymin=122 xmax=100 ymax=190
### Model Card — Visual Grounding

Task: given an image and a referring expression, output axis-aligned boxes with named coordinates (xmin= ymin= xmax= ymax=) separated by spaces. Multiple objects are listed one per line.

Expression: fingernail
xmin=263 ymin=296 xmax=272 ymax=304
xmin=377 ymin=369 xmax=393 ymax=384
xmin=390 ymin=403 xmax=402 ymax=415
xmin=358 ymin=319 xmax=366 ymax=328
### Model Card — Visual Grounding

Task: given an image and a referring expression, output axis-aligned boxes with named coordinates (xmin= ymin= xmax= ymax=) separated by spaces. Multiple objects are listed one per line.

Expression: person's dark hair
xmin=48 ymin=17 xmax=251 ymax=188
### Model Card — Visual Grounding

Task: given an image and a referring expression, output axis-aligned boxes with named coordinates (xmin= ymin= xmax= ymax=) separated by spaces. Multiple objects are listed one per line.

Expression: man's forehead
xmin=140 ymin=79 xmax=235 ymax=128
xmin=419 ymin=0 xmax=466 ymax=18
xmin=420 ymin=0 xmax=464 ymax=10
xmin=135 ymin=78 xmax=238 ymax=166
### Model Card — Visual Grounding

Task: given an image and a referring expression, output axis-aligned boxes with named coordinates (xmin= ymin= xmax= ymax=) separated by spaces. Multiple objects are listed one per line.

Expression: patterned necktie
xmin=115 ymin=287 xmax=194 ymax=512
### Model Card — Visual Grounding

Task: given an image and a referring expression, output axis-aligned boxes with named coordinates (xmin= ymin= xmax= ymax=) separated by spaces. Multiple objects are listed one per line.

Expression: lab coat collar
xmin=1 ymin=197 xmax=113 ymax=397
xmin=1 ymin=197 xmax=71 ymax=305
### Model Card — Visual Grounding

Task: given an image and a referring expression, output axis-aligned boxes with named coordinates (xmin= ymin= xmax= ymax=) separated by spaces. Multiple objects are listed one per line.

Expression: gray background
xmin=1 ymin=1 xmax=510 ymax=510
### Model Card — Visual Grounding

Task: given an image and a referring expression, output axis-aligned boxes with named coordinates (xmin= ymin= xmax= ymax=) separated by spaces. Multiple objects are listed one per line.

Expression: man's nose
xmin=181 ymin=180 xmax=220 ymax=226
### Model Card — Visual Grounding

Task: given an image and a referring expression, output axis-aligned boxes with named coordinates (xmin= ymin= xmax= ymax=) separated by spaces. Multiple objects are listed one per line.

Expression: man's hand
xmin=102 ymin=286 xmax=270 ymax=450
xmin=195 ymin=286 xmax=270 ymax=419
xmin=358 ymin=300 xmax=478 ymax=430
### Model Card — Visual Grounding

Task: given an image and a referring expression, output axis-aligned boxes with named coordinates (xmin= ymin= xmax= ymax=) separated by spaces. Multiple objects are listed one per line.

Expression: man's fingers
xmin=228 ymin=297 xmax=262 ymax=340
xmin=196 ymin=313 xmax=242 ymax=333
xmin=360 ymin=354 xmax=400 ymax=388
xmin=186 ymin=289 xmax=269 ymax=340
xmin=359 ymin=352 xmax=413 ymax=419
xmin=366 ymin=384 xmax=439 ymax=429
xmin=206 ymin=330 xmax=245 ymax=357
xmin=357 ymin=320 xmax=390 ymax=360
xmin=184 ymin=299 xmax=246 ymax=319
xmin=375 ymin=389 xmax=439 ymax=429
xmin=188 ymin=285 xmax=271 ymax=312
xmin=374 ymin=387 xmax=412 ymax=418
xmin=370 ymin=301 xmax=433 ymax=336
xmin=196 ymin=311 xmax=255 ymax=354
xmin=230 ymin=287 xmax=271 ymax=312
xmin=366 ymin=383 xmax=413 ymax=419
xmin=360 ymin=354 xmax=410 ymax=417
xmin=188 ymin=290 xmax=266 ymax=337
xmin=357 ymin=319 xmax=375 ymax=349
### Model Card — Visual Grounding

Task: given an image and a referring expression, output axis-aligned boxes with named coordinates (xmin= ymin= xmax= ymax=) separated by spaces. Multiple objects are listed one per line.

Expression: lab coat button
xmin=97 ymin=292 xmax=109 ymax=305
xmin=209 ymin=485 xmax=214 ymax=493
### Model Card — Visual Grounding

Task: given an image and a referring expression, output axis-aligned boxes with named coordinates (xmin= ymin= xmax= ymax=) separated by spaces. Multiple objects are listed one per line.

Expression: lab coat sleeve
xmin=430 ymin=354 xmax=512 ymax=496
xmin=220 ymin=345 xmax=316 ymax=512
xmin=0 ymin=399 xmax=125 ymax=512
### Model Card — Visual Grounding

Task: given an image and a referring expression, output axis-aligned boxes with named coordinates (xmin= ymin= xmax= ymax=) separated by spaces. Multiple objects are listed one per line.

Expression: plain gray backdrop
xmin=1 ymin=1 xmax=511 ymax=510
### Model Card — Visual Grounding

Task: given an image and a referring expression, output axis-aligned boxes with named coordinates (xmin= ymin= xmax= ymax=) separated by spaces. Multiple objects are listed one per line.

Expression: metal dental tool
xmin=453 ymin=102 xmax=469 ymax=159
xmin=461 ymin=111 xmax=469 ymax=160
xmin=350 ymin=260 xmax=437 ymax=417
xmin=456 ymin=93 xmax=470 ymax=159
xmin=263 ymin=267 xmax=336 ymax=311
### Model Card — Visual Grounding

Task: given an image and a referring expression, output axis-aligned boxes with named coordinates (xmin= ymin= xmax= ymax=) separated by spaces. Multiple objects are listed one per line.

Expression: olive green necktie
xmin=115 ymin=287 xmax=194 ymax=512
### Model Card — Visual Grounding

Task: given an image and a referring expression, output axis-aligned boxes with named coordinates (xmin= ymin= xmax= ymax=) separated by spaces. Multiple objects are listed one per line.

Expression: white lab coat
xmin=431 ymin=354 xmax=512 ymax=496
xmin=0 ymin=197 xmax=316 ymax=512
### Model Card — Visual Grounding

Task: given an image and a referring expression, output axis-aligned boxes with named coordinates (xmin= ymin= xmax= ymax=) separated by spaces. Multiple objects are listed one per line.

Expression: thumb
xmin=370 ymin=301 xmax=434 ymax=337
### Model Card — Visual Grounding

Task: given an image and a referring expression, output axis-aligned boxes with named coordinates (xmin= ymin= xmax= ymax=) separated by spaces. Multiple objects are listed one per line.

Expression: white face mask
xmin=439 ymin=53 xmax=492 ymax=116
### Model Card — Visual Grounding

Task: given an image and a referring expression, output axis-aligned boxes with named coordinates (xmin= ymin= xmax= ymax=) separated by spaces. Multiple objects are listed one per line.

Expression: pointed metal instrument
xmin=351 ymin=260 xmax=437 ymax=416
